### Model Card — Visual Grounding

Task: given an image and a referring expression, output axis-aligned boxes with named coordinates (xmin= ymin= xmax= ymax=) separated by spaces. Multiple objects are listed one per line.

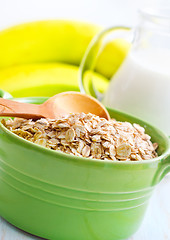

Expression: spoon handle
xmin=0 ymin=98 xmax=44 ymax=119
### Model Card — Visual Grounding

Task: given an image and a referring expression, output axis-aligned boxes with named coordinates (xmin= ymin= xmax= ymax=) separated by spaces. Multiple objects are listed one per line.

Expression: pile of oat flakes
xmin=1 ymin=113 xmax=158 ymax=161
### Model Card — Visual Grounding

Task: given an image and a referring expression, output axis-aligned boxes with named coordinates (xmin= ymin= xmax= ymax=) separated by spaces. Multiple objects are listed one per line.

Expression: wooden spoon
xmin=0 ymin=91 xmax=110 ymax=120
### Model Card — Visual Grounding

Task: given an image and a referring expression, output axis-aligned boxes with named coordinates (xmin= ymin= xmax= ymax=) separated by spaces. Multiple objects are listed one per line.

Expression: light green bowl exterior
xmin=0 ymin=96 xmax=169 ymax=240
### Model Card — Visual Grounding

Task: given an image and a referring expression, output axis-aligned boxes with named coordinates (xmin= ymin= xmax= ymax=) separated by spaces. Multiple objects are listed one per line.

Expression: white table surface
xmin=0 ymin=174 xmax=169 ymax=240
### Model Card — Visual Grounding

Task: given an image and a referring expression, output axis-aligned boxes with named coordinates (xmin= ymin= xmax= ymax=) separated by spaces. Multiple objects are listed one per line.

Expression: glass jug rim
xmin=139 ymin=7 xmax=170 ymax=21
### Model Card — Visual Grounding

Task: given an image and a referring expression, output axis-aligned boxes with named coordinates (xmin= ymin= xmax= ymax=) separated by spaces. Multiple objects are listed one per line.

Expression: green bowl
xmin=0 ymin=93 xmax=169 ymax=240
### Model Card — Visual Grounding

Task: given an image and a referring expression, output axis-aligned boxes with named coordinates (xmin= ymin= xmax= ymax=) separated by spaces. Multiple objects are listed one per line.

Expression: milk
xmin=103 ymin=48 xmax=170 ymax=135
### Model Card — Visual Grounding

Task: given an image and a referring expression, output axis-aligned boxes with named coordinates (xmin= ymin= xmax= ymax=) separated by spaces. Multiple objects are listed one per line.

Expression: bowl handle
xmin=152 ymin=137 xmax=170 ymax=184
xmin=154 ymin=145 xmax=170 ymax=185
xmin=0 ymin=89 xmax=13 ymax=99
xmin=161 ymin=150 xmax=170 ymax=180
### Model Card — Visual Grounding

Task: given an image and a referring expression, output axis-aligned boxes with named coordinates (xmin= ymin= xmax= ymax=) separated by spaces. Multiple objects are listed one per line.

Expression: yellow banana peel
xmin=0 ymin=20 xmax=102 ymax=69
xmin=0 ymin=63 xmax=109 ymax=97
xmin=96 ymin=39 xmax=130 ymax=79
xmin=0 ymin=20 xmax=129 ymax=97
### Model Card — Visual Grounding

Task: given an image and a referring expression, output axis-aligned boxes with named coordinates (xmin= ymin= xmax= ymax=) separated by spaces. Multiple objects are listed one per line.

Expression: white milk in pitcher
xmin=103 ymin=48 xmax=170 ymax=135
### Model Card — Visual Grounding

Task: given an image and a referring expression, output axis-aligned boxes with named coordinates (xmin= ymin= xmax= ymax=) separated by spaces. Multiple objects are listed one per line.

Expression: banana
xmin=96 ymin=39 xmax=130 ymax=79
xmin=0 ymin=63 xmax=109 ymax=97
xmin=0 ymin=20 xmax=102 ymax=69
xmin=0 ymin=21 xmax=129 ymax=97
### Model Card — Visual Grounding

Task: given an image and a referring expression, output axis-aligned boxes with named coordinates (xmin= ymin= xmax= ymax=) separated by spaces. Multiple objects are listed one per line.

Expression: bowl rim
xmin=0 ymin=111 xmax=169 ymax=166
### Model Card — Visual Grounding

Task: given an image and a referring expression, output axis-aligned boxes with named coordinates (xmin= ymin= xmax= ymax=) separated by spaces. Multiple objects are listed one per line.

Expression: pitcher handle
xmin=79 ymin=26 xmax=132 ymax=100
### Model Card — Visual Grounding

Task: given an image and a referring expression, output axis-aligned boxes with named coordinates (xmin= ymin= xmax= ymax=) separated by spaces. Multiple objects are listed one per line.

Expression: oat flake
xmin=2 ymin=113 xmax=158 ymax=161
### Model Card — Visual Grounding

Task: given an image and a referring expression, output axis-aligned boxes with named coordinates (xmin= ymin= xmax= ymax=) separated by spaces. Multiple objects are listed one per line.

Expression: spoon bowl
xmin=0 ymin=91 xmax=110 ymax=120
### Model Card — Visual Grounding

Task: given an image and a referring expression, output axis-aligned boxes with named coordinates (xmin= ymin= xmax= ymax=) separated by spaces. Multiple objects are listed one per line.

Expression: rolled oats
xmin=65 ymin=128 xmax=75 ymax=142
xmin=109 ymin=145 xmax=116 ymax=159
xmin=1 ymin=113 xmax=158 ymax=161
xmin=35 ymin=138 xmax=47 ymax=147
xmin=77 ymin=140 xmax=85 ymax=154
xmin=91 ymin=135 xmax=101 ymax=142
xmin=82 ymin=145 xmax=91 ymax=157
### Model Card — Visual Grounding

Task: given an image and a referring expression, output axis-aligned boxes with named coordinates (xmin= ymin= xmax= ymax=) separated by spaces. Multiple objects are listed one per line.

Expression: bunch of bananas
xmin=0 ymin=20 xmax=129 ymax=97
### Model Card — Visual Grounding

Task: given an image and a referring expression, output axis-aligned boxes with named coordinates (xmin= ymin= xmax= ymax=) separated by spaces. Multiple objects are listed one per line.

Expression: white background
xmin=0 ymin=0 xmax=170 ymax=30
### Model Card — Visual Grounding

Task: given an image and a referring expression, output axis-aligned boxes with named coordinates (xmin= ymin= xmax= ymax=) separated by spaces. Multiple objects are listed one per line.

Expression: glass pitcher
xmin=80 ymin=8 xmax=170 ymax=135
